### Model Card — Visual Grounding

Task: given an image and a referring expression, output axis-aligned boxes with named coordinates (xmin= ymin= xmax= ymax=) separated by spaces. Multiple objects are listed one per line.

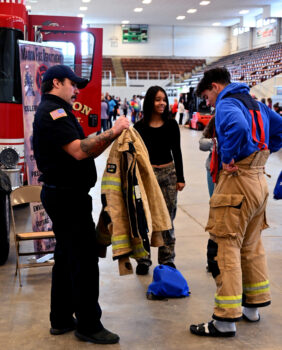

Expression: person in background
xmin=121 ymin=97 xmax=129 ymax=116
xmin=190 ymin=67 xmax=282 ymax=338
xmin=130 ymin=95 xmax=140 ymax=124
xmin=171 ymin=98 xmax=178 ymax=119
xmin=178 ymin=98 xmax=185 ymax=125
xmin=199 ymin=116 xmax=216 ymax=198
xmin=185 ymin=87 xmax=197 ymax=126
xmin=273 ymin=102 xmax=282 ymax=116
xmin=134 ymin=86 xmax=185 ymax=275
xmin=107 ymin=95 xmax=116 ymax=129
xmin=33 ymin=65 xmax=130 ymax=345
xmin=199 ymin=116 xmax=217 ymax=274
xmin=267 ymin=97 xmax=272 ymax=110
xmin=97 ymin=94 xmax=109 ymax=135
xmin=261 ymin=98 xmax=266 ymax=104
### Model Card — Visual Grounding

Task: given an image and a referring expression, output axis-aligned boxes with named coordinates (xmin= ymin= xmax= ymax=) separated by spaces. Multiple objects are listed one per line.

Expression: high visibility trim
xmin=215 ymin=303 xmax=242 ymax=309
xmin=102 ymin=176 xmax=121 ymax=183
xmin=112 ymin=235 xmax=130 ymax=243
xmin=101 ymin=185 xmax=121 ymax=191
xmin=102 ymin=177 xmax=122 ymax=191
xmin=214 ymin=294 xmax=242 ymax=309
xmin=243 ymin=280 xmax=269 ymax=288
xmin=131 ymin=243 xmax=148 ymax=258
xmin=112 ymin=243 xmax=131 ymax=250
xmin=243 ymin=280 xmax=270 ymax=295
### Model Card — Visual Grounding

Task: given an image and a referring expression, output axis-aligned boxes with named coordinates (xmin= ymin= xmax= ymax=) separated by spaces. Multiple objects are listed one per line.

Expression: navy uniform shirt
xmin=33 ymin=94 xmax=97 ymax=190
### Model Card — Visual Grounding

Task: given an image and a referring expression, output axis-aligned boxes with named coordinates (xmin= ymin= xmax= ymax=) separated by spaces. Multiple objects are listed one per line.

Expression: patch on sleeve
xmin=107 ymin=163 xmax=117 ymax=173
xmin=50 ymin=108 xmax=67 ymax=120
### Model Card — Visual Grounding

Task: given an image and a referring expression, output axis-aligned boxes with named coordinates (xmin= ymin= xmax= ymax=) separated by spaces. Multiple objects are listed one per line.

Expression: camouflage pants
xmin=138 ymin=163 xmax=177 ymax=266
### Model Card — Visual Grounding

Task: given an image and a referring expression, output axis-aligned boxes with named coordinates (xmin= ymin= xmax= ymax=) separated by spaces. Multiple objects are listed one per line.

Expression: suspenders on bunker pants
xmin=206 ymin=94 xmax=271 ymax=322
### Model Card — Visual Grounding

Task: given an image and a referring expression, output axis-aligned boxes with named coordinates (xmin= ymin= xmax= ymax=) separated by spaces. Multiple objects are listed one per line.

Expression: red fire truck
xmin=0 ymin=0 xmax=103 ymax=264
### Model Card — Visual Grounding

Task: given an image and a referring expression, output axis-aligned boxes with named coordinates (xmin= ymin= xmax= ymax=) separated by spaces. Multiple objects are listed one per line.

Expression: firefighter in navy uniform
xmin=33 ymin=65 xmax=129 ymax=345
xmin=189 ymin=67 xmax=282 ymax=338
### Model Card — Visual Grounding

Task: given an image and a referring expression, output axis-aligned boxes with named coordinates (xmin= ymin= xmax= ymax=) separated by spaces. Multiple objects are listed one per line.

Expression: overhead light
xmin=26 ymin=5 xmax=32 ymax=9
xmin=134 ymin=8 xmax=143 ymax=12
xmin=82 ymin=0 xmax=91 ymax=2
xmin=239 ymin=9 xmax=250 ymax=15
xmin=79 ymin=6 xmax=88 ymax=11
xmin=122 ymin=20 xmax=130 ymax=24
xmin=212 ymin=22 xmax=221 ymax=26
xmin=200 ymin=1 xmax=210 ymax=5
xmin=176 ymin=16 xmax=186 ymax=20
xmin=81 ymin=24 xmax=88 ymax=29
xmin=77 ymin=14 xmax=85 ymax=18
xmin=142 ymin=0 xmax=152 ymax=3
xmin=27 ymin=0 xmax=38 ymax=3
xmin=187 ymin=9 xmax=197 ymax=14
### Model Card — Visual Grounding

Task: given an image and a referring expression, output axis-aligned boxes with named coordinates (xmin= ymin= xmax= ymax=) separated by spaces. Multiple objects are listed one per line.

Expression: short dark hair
xmin=41 ymin=77 xmax=65 ymax=94
xmin=142 ymin=86 xmax=169 ymax=123
xmin=196 ymin=67 xmax=231 ymax=96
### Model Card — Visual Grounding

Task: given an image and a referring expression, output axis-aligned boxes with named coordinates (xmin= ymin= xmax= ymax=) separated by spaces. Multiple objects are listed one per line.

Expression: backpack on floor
xmin=147 ymin=265 xmax=190 ymax=299
xmin=273 ymin=171 xmax=282 ymax=200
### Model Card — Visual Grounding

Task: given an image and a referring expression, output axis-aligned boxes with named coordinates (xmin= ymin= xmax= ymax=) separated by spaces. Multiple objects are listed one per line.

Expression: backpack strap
xmin=222 ymin=93 xmax=268 ymax=150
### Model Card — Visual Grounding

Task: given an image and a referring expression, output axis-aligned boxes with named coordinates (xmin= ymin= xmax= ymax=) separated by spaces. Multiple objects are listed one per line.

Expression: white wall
xmin=92 ymin=24 xmax=230 ymax=58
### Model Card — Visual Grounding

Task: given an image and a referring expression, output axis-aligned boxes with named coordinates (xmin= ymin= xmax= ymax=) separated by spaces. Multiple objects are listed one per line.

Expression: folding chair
xmin=10 ymin=185 xmax=55 ymax=286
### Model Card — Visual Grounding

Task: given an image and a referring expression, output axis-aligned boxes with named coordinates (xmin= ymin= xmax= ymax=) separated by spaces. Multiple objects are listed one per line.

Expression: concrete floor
xmin=0 ymin=125 xmax=282 ymax=350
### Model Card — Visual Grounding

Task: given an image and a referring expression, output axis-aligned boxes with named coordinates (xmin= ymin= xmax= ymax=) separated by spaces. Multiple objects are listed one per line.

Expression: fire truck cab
xmin=0 ymin=0 xmax=103 ymax=264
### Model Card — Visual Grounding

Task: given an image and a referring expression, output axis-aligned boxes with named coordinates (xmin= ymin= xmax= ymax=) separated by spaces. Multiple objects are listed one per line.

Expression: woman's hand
xmin=176 ymin=182 xmax=185 ymax=191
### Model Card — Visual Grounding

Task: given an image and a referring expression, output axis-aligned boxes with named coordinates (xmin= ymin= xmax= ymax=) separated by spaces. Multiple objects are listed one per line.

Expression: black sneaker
xmin=75 ymin=328 xmax=120 ymax=344
xmin=136 ymin=263 xmax=149 ymax=275
xmin=50 ymin=318 xmax=77 ymax=335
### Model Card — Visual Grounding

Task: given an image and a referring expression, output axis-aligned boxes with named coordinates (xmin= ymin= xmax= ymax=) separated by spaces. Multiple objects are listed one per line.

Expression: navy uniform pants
xmin=41 ymin=185 xmax=103 ymax=334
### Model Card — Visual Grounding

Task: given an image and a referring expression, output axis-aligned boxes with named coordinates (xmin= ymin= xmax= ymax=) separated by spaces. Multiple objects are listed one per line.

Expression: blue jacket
xmin=215 ymin=83 xmax=282 ymax=164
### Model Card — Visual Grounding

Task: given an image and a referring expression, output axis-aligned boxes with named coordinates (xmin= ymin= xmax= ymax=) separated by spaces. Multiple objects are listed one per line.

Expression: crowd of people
xmin=33 ymin=64 xmax=282 ymax=345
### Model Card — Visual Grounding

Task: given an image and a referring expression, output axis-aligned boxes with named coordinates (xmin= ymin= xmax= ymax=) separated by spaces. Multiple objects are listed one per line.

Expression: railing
xmin=102 ymin=70 xmax=183 ymax=87
xmin=102 ymin=70 xmax=112 ymax=86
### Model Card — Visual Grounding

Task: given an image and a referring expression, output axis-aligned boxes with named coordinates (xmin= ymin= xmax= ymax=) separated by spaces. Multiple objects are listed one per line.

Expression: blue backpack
xmin=273 ymin=171 xmax=282 ymax=200
xmin=147 ymin=265 xmax=190 ymax=299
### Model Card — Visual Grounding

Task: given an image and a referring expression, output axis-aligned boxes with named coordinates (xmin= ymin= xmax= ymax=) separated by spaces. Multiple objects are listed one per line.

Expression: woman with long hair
xmin=134 ymin=86 xmax=185 ymax=275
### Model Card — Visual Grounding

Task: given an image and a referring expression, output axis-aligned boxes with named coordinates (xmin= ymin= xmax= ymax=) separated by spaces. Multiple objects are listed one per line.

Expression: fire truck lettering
xmin=73 ymin=102 xmax=82 ymax=111
xmin=73 ymin=102 xmax=92 ymax=116
xmin=81 ymin=105 xmax=92 ymax=116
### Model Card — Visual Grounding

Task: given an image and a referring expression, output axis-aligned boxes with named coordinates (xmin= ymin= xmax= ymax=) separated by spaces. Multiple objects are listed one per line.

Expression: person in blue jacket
xmin=190 ymin=67 xmax=282 ymax=338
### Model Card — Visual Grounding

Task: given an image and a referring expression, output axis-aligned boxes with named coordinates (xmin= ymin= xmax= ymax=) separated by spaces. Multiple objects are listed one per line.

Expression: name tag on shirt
xmin=50 ymin=108 xmax=67 ymax=120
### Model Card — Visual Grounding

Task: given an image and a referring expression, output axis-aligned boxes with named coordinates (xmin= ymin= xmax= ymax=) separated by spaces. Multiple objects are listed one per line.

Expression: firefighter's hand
xmin=176 ymin=182 xmax=185 ymax=191
xmin=222 ymin=159 xmax=238 ymax=173
xmin=112 ymin=116 xmax=130 ymax=136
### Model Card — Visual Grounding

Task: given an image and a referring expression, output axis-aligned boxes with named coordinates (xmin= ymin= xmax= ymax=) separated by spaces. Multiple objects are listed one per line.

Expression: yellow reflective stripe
xmin=243 ymin=280 xmax=269 ymax=288
xmin=102 ymin=176 xmax=121 ymax=183
xmin=215 ymin=302 xmax=242 ymax=309
xmin=112 ymin=243 xmax=131 ymax=250
xmin=215 ymin=294 xmax=242 ymax=301
xmin=102 ymin=177 xmax=121 ymax=191
xmin=112 ymin=235 xmax=131 ymax=251
xmin=243 ymin=280 xmax=270 ymax=294
xmin=214 ymin=294 xmax=242 ymax=309
xmin=131 ymin=243 xmax=148 ymax=258
xmin=101 ymin=185 xmax=121 ymax=191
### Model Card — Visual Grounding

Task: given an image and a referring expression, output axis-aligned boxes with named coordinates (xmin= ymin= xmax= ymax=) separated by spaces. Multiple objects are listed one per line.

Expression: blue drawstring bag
xmin=273 ymin=171 xmax=282 ymax=200
xmin=147 ymin=265 xmax=190 ymax=299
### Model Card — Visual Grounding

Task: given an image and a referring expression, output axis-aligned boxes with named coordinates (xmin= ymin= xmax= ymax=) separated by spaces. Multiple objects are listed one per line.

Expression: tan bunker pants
xmin=206 ymin=151 xmax=271 ymax=322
